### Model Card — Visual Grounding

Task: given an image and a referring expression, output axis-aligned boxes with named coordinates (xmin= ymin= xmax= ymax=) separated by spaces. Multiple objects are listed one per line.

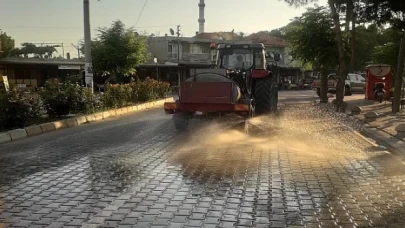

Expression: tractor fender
xmin=251 ymin=69 xmax=272 ymax=79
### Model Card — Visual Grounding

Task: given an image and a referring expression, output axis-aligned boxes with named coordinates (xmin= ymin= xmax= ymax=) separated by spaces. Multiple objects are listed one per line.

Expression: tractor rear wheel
xmin=253 ymin=77 xmax=278 ymax=115
xmin=173 ymin=112 xmax=190 ymax=131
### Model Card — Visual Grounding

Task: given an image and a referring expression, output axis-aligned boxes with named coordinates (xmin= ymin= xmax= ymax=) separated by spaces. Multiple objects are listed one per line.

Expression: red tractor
xmin=164 ymin=43 xmax=281 ymax=131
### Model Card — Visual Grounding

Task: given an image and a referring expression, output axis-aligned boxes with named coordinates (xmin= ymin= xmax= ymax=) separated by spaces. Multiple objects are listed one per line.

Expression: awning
xmin=58 ymin=65 xmax=81 ymax=70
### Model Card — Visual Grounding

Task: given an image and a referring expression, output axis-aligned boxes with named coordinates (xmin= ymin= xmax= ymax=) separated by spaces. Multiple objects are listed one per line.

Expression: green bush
xmin=39 ymin=81 xmax=72 ymax=118
xmin=155 ymin=80 xmax=171 ymax=98
xmin=103 ymin=84 xmax=132 ymax=109
xmin=135 ymin=78 xmax=170 ymax=102
xmin=0 ymin=79 xmax=170 ymax=130
xmin=0 ymin=90 xmax=42 ymax=129
xmin=39 ymin=81 xmax=97 ymax=117
xmin=103 ymin=79 xmax=170 ymax=107
xmin=137 ymin=79 xmax=157 ymax=102
xmin=68 ymin=84 xmax=98 ymax=114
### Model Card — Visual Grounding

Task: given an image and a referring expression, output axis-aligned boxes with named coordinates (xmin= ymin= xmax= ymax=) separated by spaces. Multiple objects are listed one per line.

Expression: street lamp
xmin=154 ymin=57 xmax=159 ymax=81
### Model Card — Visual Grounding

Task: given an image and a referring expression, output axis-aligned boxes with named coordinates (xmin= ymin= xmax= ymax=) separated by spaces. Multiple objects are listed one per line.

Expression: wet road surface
xmin=1 ymin=91 xmax=405 ymax=228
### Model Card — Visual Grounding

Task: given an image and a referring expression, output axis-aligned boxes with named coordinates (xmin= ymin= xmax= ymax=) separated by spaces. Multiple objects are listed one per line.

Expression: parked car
xmin=312 ymin=73 xmax=365 ymax=96
xmin=297 ymin=79 xmax=312 ymax=90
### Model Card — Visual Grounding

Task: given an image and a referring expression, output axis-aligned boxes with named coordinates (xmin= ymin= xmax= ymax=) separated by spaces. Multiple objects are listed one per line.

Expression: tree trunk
xmin=104 ymin=72 xmax=117 ymax=87
xmin=392 ymin=31 xmax=405 ymax=113
xmin=320 ymin=66 xmax=328 ymax=103
xmin=329 ymin=0 xmax=347 ymax=109
xmin=345 ymin=0 xmax=353 ymax=33
xmin=349 ymin=13 xmax=356 ymax=72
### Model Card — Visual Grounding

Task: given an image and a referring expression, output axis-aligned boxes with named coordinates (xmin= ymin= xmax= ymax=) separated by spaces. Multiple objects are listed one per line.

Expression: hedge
xmin=0 ymin=79 xmax=171 ymax=130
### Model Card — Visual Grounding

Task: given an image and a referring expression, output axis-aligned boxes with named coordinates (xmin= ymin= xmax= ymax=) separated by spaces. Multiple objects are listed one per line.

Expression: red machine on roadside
xmin=365 ymin=64 xmax=392 ymax=101
xmin=163 ymin=43 xmax=281 ymax=131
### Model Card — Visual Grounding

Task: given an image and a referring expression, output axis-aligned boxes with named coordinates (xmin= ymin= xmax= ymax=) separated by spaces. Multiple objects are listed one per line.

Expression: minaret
xmin=198 ymin=0 xmax=205 ymax=34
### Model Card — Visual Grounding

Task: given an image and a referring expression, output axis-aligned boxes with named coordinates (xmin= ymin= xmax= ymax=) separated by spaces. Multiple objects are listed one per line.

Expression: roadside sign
xmin=0 ymin=76 xmax=9 ymax=92
xmin=85 ymin=63 xmax=93 ymax=89
xmin=58 ymin=65 xmax=81 ymax=70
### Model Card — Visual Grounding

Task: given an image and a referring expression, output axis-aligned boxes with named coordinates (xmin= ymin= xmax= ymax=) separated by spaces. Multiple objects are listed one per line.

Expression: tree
xmin=364 ymin=0 xmax=405 ymax=113
xmin=10 ymin=43 xmax=58 ymax=58
xmin=369 ymin=28 xmax=403 ymax=76
xmin=284 ymin=6 xmax=339 ymax=103
xmin=282 ymin=0 xmax=350 ymax=110
xmin=269 ymin=29 xmax=283 ymax=38
xmin=328 ymin=0 xmax=349 ymax=110
xmin=90 ymin=20 xmax=150 ymax=84
xmin=371 ymin=42 xmax=400 ymax=67
xmin=0 ymin=32 xmax=15 ymax=58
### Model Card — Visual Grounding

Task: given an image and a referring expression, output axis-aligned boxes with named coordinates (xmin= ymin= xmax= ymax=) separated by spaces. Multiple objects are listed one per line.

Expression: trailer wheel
xmin=173 ymin=112 xmax=190 ymax=131
xmin=253 ymin=77 xmax=277 ymax=115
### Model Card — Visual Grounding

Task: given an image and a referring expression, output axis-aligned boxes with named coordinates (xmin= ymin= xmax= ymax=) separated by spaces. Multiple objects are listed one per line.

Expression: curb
xmin=344 ymin=101 xmax=405 ymax=156
xmin=359 ymin=126 xmax=405 ymax=157
xmin=0 ymin=97 xmax=174 ymax=145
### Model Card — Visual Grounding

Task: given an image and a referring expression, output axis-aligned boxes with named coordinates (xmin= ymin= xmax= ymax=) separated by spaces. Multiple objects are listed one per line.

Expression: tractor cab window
xmin=254 ymin=50 xmax=266 ymax=70
xmin=221 ymin=49 xmax=254 ymax=70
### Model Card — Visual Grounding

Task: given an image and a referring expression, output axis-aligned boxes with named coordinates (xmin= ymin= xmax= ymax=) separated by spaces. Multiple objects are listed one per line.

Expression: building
xmin=0 ymin=58 xmax=85 ymax=89
xmin=138 ymin=35 xmax=254 ymax=86
xmin=141 ymin=33 xmax=302 ymax=86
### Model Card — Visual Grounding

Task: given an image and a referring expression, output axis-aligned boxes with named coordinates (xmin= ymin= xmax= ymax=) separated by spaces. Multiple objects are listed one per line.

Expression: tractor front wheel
xmin=253 ymin=77 xmax=278 ymax=115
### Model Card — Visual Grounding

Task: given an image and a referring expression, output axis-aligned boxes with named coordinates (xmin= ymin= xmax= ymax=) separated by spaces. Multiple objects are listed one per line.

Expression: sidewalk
xmin=344 ymin=94 xmax=405 ymax=156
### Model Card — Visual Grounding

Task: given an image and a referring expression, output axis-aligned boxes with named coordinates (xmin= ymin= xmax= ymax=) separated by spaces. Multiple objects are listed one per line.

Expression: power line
xmin=0 ymin=25 xmax=174 ymax=30
xmin=134 ymin=0 xmax=149 ymax=27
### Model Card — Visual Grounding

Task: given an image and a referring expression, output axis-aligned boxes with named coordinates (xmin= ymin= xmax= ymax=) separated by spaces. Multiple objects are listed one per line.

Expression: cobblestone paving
xmin=0 ymin=104 xmax=405 ymax=228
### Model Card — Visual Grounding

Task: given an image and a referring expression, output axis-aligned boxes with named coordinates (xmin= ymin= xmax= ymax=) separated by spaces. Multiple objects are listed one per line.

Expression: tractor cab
xmin=211 ymin=43 xmax=281 ymax=72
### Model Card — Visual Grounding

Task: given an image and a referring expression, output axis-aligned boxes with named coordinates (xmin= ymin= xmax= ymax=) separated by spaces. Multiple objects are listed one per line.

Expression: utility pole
xmin=72 ymin=43 xmax=81 ymax=59
xmin=176 ymin=25 xmax=181 ymax=88
xmin=83 ymin=0 xmax=93 ymax=91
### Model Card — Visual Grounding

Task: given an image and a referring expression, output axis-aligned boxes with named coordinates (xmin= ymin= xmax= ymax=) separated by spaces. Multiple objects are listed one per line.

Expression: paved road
xmin=1 ymin=91 xmax=405 ymax=228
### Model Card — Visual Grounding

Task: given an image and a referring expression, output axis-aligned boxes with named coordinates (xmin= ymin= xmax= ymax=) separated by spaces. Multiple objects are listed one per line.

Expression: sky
xmin=0 ymin=0 xmax=327 ymax=58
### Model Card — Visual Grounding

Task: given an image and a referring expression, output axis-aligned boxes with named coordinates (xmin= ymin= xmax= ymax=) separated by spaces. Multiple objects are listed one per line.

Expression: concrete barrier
xmin=137 ymin=104 xmax=146 ymax=111
xmin=86 ymin=115 xmax=96 ymax=123
xmin=76 ymin=116 xmax=87 ymax=125
xmin=115 ymin=108 xmax=125 ymax=116
xmin=145 ymin=102 xmax=152 ymax=108
xmin=8 ymin=129 xmax=27 ymax=141
xmin=395 ymin=124 xmax=405 ymax=133
xmin=0 ymin=133 xmax=12 ymax=144
xmin=118 ymin=108 xmax=126 ymax=115
xmin=102 ymin=111 xmax=110 ymax=119
xmin=40 ymin=123 xmax=56 ymax=133
xmin=25 ymin=125 xmax=43 ymax=137
xmin=364 ymin=111 xmax=378 ymax=118
xmin=94 ymin=113 xmax=104 ymax=121
xmin=351 ymin=106 xmax=362 ymax=115
xmin=65 ymin=118 xmax=78 ymax=128
xmin=109 ymin=110 xmax=117 ymax=117
xmin=53 ymin=120 xmax=67 ymax=130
